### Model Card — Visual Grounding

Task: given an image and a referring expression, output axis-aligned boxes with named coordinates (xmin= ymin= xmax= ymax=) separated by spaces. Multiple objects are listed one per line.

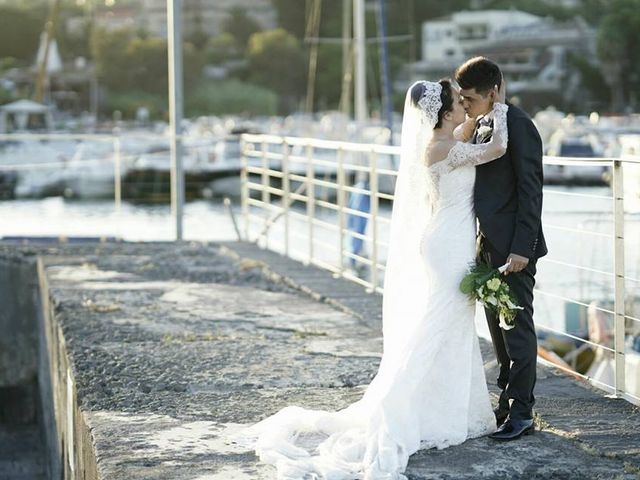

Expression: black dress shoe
xmin=489 ymin=418 xmax=534 ymax=441
xmin=494 ymin=407 xmax=509 ymax=427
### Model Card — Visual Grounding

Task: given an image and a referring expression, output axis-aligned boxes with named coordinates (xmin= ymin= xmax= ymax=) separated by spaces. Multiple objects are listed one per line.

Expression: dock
xmin=0 ymin=240 xmax=638 ymax=479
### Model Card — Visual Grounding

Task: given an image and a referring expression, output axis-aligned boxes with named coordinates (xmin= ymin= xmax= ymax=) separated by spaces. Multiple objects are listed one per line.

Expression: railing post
xmin=282 ymin=141 xmax=290 ymax=257
xmin=167 ymin=0 xmax=184 ymax=241
xmin=113 ymin=133 xmax=122 ymax=214
xmin=306 ymin=144 xmax=315 ymax=265
xmin=369 ymin=147 xmax=378 ymax=293
xmin=613 ymin=159 xmax=626 ymax=397
xmin=261 ymin=141 xmax=270 ymax=250
xmin=240 ymin=135 xmax=249 ymax=242
xmin=337 ymin=147 xmax=346 ymax=276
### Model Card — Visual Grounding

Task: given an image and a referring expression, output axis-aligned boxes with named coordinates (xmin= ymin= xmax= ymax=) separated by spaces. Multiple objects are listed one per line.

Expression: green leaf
xmin=459 ymin=274 xmax=476 ymax=295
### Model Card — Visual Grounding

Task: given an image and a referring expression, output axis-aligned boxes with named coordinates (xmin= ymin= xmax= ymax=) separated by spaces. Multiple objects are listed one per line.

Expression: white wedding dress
xmin=226 ymin=84 xmax=509 ymax=480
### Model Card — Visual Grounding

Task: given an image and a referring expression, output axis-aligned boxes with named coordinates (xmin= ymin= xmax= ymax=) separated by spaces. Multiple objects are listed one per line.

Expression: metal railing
xmin=240 ymin=132 xmax=640 ymax=405
xmin=0 ymin=131 xmax=218 ymax=218
xmin=0 ymin=133 xmax=128 ymax=213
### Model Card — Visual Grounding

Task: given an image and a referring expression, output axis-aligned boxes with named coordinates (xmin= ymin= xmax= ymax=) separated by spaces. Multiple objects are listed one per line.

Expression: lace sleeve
xmin=435 ymin=102 xmax=509 ymax=172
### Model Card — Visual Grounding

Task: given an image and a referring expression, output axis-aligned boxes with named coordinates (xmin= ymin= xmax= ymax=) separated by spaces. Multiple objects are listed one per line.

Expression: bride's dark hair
xmin=410 ymin=79 xmax=454 ymax=129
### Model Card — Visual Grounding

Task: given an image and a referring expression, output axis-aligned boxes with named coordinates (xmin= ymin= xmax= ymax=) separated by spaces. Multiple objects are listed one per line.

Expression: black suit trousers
xmin=477 ymin=234 xmax=537 ymax=421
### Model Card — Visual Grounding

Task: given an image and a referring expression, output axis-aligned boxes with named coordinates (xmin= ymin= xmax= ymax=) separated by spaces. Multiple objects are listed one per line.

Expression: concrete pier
xmin=0 ymin=240 xmax=638 ymax=479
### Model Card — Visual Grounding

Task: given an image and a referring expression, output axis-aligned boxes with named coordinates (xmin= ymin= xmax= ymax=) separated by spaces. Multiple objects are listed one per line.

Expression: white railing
xmin=240 ymin=132 xmax=640 ymax=405
xmin=0 ymin=131 xmax=218 ymax=213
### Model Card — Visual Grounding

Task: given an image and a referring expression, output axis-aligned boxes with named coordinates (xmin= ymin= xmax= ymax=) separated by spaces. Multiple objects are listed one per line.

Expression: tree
xmin=92 ymin=28 xmax=204 ymax=92
xmin=0 ymin=2 xmax=95 ymax=63
xmin=567 ymin=53 xmax=610 ymax=112
xmin=91 ymin=28 xmax=204 ymax=117
xmin=108 ymin=90 xmax=167 ymax=120
xmin=246 ymin=29 xmax=306 ymax=112
xmin=581 ymin=0 xmax=612 ymax=26
xmin=90 ymin=27 xmax=135 ymax=92
xmin=0 ymin=86 xmax=15 ymax=105
xmin=269 ymin=0 xmax=306 ymax=39
xmin=0 ymin=5 xmax=46 ymax=63
xmin=223 ymin=7 xmax=262 ymax=48
xmin=185 ymin=79 xmax=278 ymax=117
xmin=53 ymin=2 xmax=92 ymax=61
xmin=315 ymin=43 xmax=344 ymax=109
xmin=125 ymin=37 xmax=170 ymax=95
xmin=186 ymin=28 xmax=209 ymax=51
xmin=269 ymin=0 xmax=472 ymax=50
xmin=267 ymin=0 xmax=473 ymax=112
xmin=184 ymin=4 xmax=209 ymax=50
xmin=205 ymin=33 xmax=240 ymax=64
xmin=596 ymin=0 xmax=640 ymax=111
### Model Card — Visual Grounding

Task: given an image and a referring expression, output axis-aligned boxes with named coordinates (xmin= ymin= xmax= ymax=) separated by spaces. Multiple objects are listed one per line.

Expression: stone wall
xmin=37 ymin=257 xmax=96 ymax=480
xmin=0 ymin=255 xmax=38 ymax=392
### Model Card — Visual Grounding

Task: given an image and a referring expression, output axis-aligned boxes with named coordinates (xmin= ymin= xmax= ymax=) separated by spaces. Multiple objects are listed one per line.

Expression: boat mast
xmin=339 ymin=0 xmax=352 ymax=117
xmin=305 ymin=0 xmax=322 ymax=113
xmin=34 ymin=0 xmax=61 ymax=103
xmin=353 ymin=0 xmax=367 ymax=124
xmin=375 ymin=0 xmax=393 ymax=144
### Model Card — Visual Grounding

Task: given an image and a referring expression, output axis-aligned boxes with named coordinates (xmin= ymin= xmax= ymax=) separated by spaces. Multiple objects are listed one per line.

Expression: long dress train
xmin=225 ymin=98 xmax=510 ymax=480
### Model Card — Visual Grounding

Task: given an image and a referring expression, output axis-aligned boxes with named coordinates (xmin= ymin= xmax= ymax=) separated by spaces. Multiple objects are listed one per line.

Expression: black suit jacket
xmin=473 ymin=102 xmax=548 ymax=260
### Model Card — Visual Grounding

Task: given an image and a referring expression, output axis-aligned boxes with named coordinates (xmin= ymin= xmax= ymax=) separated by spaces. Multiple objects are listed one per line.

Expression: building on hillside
xmin=139 ymin=0 xmax=277 ymax=39
xmin=92 ymin=4 xmax=138 ymax=32
xmin=405 ymin=10 xmax=597 ymax=112
xmin=420 ymin=10 xmax=541 ymax=66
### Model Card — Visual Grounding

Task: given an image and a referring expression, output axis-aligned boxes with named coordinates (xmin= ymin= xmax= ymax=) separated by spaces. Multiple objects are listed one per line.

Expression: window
xmin=458 ymin=24 xmax=488 ymax=41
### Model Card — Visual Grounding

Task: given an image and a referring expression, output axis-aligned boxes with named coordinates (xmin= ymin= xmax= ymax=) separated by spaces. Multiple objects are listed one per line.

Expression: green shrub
xmin=185 ymin=80 xmax=277 ymax=116
xmin=106 ymin=91 xmax=167 ymax=120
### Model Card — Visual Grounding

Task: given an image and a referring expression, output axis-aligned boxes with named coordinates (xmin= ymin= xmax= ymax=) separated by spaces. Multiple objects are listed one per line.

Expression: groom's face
xmin=459 ymin=88 xmax=494 ymax=119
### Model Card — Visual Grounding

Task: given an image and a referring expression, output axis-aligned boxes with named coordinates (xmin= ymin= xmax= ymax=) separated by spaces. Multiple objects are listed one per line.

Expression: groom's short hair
xmin=455 ymin=57 xmax=502 ymax=96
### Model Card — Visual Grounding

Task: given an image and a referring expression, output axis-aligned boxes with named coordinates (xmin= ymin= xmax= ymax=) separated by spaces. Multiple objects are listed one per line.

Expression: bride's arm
xmin=446 ymin=102 xmax=509 ymax=168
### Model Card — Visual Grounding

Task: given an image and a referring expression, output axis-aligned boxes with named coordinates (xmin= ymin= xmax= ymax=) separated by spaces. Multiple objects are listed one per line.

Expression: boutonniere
xmin=477 ymin=125 xmax=493 ymax=139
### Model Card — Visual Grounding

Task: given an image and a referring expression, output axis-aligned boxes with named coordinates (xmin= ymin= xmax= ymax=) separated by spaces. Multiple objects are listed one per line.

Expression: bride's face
xmin=448 ymin=89 xmax=467 ymax=127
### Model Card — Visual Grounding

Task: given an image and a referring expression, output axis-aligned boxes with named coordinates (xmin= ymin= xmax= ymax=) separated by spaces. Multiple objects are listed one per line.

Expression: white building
xmin=421 ymin=10 xmax=540 ymax=65
xmin=408 ymin=10 xmax=597 ymax=112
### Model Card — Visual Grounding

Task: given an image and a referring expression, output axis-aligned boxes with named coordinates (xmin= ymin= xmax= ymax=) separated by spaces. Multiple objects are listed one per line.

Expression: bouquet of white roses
xmin=459 ymin=260 xmax=523 ymax=330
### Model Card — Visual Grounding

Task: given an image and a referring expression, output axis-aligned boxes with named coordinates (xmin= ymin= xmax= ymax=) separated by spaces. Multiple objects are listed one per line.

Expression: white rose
xmin=477 ymin=125 xmax=493 ymax=138
xmin=486 ymin=278 xmax=501 ymax=291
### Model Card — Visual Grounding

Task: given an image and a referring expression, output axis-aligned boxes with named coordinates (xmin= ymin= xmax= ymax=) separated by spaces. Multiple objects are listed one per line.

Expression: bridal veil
xmin=225 ymin=81 xmax=445 ymax=480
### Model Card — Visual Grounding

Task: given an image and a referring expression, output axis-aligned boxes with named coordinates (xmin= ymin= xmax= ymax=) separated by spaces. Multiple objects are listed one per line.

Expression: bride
xmin=227 ymin=78 xmax=509 ymax=479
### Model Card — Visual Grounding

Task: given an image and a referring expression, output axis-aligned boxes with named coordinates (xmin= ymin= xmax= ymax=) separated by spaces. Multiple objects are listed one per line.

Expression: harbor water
xmin=1 ymin=185 xmax=638 ymax=339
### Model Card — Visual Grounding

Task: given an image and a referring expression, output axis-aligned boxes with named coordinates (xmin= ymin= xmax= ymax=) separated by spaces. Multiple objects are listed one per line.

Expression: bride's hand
xmin=456 ymin=116 xmax=477 ymax=142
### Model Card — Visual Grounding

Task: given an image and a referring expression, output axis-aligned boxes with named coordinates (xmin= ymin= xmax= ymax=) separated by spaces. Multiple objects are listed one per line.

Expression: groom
xmin=455 ymin=57 xmax=548 ymax=441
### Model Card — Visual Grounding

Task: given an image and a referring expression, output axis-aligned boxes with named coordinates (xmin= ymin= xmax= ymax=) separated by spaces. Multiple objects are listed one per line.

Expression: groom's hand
xmin=504 ymin=253 xmax=529 ymax=275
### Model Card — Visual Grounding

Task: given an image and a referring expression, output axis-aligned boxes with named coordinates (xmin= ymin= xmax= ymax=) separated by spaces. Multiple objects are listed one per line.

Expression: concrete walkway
xmin=3 ymin=240 xmax=639 ymax=479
